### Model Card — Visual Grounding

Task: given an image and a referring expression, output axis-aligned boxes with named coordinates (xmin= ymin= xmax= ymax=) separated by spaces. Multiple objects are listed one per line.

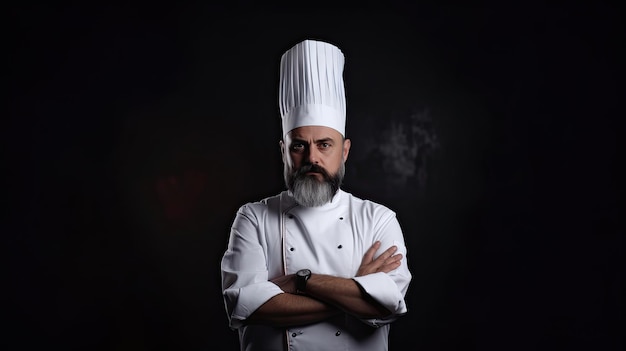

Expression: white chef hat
xmin=279 ymin=39 xmax=346 ymax=138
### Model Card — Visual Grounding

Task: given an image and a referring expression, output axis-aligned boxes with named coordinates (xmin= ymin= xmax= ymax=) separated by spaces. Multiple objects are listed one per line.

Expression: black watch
xmin=295 ymin=269 xmax=312 ymax=294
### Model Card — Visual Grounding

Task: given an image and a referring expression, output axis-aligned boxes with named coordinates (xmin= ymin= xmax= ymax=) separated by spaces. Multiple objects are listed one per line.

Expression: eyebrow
xmin=291 ymin=137 xmax=335 ymax=144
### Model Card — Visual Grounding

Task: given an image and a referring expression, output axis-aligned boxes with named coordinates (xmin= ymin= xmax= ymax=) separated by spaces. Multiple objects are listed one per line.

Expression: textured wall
xmin=7 ymin=3 xmax=622 ymax=350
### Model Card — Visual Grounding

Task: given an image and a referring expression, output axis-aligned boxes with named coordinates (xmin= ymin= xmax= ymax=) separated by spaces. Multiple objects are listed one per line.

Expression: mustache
xmin=295 ymin=164 xmax=330 ymax=177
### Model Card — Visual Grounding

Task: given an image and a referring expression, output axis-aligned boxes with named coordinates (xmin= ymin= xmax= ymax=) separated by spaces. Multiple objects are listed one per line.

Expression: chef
xmin=221 ymin=39 xmax=412 ymax=351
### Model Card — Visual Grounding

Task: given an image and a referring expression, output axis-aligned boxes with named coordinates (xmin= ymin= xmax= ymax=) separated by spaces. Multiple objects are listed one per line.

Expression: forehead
xmin=287 ymin=126 xmax=343 ymax=141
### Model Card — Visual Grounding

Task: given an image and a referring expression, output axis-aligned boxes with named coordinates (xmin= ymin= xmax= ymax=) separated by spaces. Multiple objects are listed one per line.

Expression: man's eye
xmin=291 ymin=144 xmax=304 ymax=151
xmin=320 ymin=143 xmax=331 ymax=148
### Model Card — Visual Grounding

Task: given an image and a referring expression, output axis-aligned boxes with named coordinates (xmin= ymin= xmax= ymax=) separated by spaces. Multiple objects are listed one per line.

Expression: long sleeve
xmin=221 ymin=204 xmax=283 ymax=329
xmin=352 ymin=211 xmax=411 ymax=327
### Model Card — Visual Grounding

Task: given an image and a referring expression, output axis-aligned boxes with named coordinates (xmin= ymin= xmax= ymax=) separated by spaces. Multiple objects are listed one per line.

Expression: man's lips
xmin=305 ymin=171 xmax=323 ymax=178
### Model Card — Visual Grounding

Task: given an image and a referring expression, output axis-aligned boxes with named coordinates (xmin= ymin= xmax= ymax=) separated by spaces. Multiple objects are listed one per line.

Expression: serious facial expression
xmin=281 ymin=125 xmax=351 ymax=181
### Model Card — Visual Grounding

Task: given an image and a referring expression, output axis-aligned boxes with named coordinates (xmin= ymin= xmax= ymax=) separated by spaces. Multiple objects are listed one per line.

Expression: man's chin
xmin=304 ymin=173 xmax=324 ymax=181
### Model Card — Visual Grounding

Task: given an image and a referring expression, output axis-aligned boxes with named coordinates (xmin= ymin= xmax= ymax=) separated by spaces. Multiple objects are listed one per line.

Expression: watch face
xmin=297 ymin=269 xmax=311 ymax=277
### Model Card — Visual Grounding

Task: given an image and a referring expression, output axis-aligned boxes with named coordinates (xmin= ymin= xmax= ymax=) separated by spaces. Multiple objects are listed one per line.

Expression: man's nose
xmin=305 ymin=147 xmax=321 ymax=164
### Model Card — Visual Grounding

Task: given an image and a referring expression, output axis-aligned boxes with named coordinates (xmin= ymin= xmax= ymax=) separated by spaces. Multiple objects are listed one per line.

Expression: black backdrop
xmin=7 ymin=2 xmax=623 ymax=350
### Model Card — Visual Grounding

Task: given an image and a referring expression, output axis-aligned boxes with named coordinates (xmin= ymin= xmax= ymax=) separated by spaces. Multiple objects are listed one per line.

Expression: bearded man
xmin=220 ymin=39 xmax=412 ymax=351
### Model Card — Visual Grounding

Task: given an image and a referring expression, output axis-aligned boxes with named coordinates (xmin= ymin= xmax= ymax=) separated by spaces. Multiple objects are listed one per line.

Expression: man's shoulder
xmin=340 ymin=190 xmax=396 ymax=215
xmin=237 ymin=191 xmax=287 ymax=213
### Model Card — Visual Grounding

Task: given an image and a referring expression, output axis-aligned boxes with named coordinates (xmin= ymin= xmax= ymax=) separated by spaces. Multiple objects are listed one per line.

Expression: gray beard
xmin=284 ymin=162 xmax=345 ymax=207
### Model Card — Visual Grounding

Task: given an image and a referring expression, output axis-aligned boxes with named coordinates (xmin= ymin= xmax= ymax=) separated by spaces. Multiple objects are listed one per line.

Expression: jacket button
xmin=335 ymin=330 xmax=341 ymax=336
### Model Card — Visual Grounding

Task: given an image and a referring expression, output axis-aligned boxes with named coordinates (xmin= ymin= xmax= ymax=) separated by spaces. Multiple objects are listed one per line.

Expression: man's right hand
xmin=356 ymin=241 xmax=402 ymax=277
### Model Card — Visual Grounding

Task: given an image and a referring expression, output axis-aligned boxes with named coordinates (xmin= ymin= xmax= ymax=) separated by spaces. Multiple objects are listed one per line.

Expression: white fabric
xmin=279 ymin=39 xmax=347 ymax=137
xmin=221 ymin=189 xmax=412 ymax=350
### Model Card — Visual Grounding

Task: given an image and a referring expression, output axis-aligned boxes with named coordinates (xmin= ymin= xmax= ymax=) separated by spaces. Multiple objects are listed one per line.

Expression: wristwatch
xmin=295 ymin=269 xmax=312 ymax=294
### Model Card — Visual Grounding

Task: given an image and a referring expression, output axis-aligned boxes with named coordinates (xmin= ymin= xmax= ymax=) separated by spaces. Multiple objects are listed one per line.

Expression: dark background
xmin=6 ymin=2 xmax=623 ymax=350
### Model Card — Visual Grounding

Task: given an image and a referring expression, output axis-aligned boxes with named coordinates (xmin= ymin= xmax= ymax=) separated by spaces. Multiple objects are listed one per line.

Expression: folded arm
xmin=248 ymin=241 xmax=402 ymax=325
xmin=245 ymin=291 xmax=340 ymax=327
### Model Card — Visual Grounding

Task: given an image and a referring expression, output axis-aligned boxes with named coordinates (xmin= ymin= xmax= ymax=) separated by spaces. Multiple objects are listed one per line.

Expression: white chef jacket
xmin=221 ymin=189 xmax=412 ymax=351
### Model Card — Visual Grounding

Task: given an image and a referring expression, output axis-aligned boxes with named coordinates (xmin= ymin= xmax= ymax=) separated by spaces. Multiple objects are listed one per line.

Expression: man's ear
xmin=279 ymin=140 xmax=286 ymax=160
xmin=342 ymin=138 xmax=351 ymax=162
